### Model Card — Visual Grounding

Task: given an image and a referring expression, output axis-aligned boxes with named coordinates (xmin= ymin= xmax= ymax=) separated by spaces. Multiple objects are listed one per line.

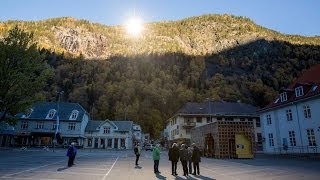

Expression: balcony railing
xmin=182 ymin=122 xmax=196 ymax=128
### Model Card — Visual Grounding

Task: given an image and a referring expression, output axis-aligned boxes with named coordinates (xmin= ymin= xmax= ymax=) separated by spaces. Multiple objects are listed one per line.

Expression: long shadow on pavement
xmin=134 ymin=165 xmax=142 ymax=169
xmin=174 ymin=175 xmax=215 ymax=180
xmin=57 ymin=167 xmax=69 ymax=171
xmin=156 ymin=173 xmax=167 ymax=179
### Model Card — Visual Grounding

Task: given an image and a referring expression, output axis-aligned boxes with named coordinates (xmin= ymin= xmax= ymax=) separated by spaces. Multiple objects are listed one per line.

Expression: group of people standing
xmin=134 ymin=142 xmax=201 ymax=177
xmin=169 ymin=143 xmax=201 ymax=176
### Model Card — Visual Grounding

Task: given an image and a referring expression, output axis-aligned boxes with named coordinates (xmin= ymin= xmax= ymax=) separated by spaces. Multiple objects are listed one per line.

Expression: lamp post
xmin=53 ymin=91 xmax=64 ymax=152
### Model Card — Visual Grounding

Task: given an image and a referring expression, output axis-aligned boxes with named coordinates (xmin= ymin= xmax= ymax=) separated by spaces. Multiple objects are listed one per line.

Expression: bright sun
xmin=126 ymin=16 xmax=144 ymax=37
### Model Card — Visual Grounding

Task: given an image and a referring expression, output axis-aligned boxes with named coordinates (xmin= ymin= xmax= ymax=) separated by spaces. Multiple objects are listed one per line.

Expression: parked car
xmin=145 ymin=144 xmax=153 ymax=151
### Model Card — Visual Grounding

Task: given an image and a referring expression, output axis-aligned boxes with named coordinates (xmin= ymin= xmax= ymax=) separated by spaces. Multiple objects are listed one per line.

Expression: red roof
xmin=288 ymin=64 xmax=320 ymax=88
xmin=259 ymin=64 xmax=320 ymax=112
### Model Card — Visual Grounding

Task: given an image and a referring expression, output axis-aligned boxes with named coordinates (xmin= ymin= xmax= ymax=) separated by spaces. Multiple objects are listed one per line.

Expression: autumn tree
xmin=0 ymin=26 xmax=54 ymax=123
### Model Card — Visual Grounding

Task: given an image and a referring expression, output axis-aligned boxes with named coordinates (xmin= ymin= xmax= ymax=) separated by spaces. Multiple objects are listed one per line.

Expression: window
xmin=268 ymin=133 xmax=274 ymax=147
xmin=257 ymin=133 xmax=262 ymax=144
xmin=21 ymin=121 xmax=28 ymax=129
xmin=185 ymin=118 xmax=193 ymax=123
xmin=206 ymin=117 xmax=211 ymax=123
xmin=52 ymin=123 xmax=57 ymax=130
xmin=46 ymin=109 xmax=56 ymax=119
xmin=256 ymin=119 xmax=261 ymax=127
xmin=286 ymin=109 xmax=293 ymax=121
xmin=307 ymin=129 xmax=317 ymax=146
xmin=88 ymin=138 xmax=92 ymax=147
xmin=240 ymin=118 xmax=245 ymax=121
xmin=295 ymin=86 xmax=304 ymax=97
xmin=68 ymin=123 xmax=76 ymax=130
xmin=107 ymin=139 xmax=112 ymax=147
xmin=217 ymin=117 xmax=222 ymax=121
xmin=289 ymin=131 xmax=296 ymax=146
xmin=104 ymin=127 xmax=110 ymax=134
xmin=69 ymin=110 xmax=79 ymax=120
xmin=266 ymin=114 xmax=272 ymax=125
xmin=225 ymin=117 xmax=234 ymax=121
xmin=280 ymin=92 xmax=287 ymax=102
xmin=176 ymin=126 xmax=179 ymax=135
xmin=196 ymin=117 xmax=202 ymax=123
xmin=26 ymin=108 xmax=33 ymax=118
xmin=303 ymin=105 xmax=311 ymax=119
xmin=36 ymin=122 xmax=44 ymax=129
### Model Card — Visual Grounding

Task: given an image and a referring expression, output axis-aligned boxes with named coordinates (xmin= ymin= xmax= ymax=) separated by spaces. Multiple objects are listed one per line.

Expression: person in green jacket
xmin=152 ymin=144 xmax=161 ymax=173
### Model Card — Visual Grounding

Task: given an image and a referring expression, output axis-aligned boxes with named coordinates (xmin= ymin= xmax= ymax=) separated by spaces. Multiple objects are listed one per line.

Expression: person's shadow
xmin=134 ymin=165 xmax=142 ymax=169
xmin=174 ymin=175 xmax=215 ymax=180
xmin=57 ymin=166 xmax=69 ymax=171
xmin=156 ymin=173 xmax=167 ymax=179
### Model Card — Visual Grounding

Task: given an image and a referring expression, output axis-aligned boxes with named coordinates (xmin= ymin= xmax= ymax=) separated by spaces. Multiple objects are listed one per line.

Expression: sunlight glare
xmin=126 ymin=16 xmax=144 ymax=37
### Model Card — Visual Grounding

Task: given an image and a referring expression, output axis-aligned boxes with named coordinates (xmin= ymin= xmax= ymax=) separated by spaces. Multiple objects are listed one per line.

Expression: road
xmin=0 ymin=148 xmax=319 ymax=180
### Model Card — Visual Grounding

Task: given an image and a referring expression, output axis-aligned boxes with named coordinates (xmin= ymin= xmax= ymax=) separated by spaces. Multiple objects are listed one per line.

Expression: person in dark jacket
xmin=67 ymin=142 xmax=77 ymax=167
xmin=168 ymin=143 xmax=180 ymax=175
xmin=134 ymin=143 xmax=141 ymax=166
xmin=187 ymin=146 xmax=193 ymax=174
xmin=179 ymin=144 xmax=188 ymax=176
xmin=192 ymin=143 xmax=201 ymax=175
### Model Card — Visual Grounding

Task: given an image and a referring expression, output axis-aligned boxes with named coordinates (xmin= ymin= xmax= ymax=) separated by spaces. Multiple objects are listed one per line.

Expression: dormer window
xmin=46 ymin=109 xmax=56 ymax=119
xmin=280 ymin=92 xmax=287 ymax=102
xmin=69 ymin=110 xmax=79 ymax=120
xmin=295 ymin=86 xmax=304 ymax=97
xmin=26 ymin=108 xmax=33 ymax=118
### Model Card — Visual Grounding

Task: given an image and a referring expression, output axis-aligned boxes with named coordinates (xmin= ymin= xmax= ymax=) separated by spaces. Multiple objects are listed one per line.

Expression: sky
xmin=0 ymin=0 xmax=319 ymax=36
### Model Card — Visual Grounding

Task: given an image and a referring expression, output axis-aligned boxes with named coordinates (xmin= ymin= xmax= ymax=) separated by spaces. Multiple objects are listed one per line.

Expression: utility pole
xmin=53 ymin=91 xmax=64 ymax=152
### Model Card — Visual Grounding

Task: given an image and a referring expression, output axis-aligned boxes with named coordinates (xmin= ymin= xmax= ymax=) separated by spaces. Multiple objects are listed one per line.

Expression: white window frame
xmin=36 ymin=121 xmax=44 ymax=129
xmin=289 ymin=131 xmax=296 ymax=146
xmin=286 ymin=109 xmax=293 ymax=121
xmin=307 ymin=129 xmax=317 ymax=146
xmin=268 ymin=133 xmax=274 ymax=147
xmin=295 ymin=86 xmax=304 ymax=97
xmin=68 ymin=122 xmax=76 ymax=130
xmin=280 ymin=92 xmax=287 ymax=102
xmin=69 ymin=110 xmax=79 ymax=120
xmin=46 ymin=109 xmax=56 ymax=119
xmin=21 ymin=121 xmax=28 ymax=129
xmin=266 ymin=114 xmax=272 ymax=125
xmin=103 ymin=127 xmax=111 ymax=134
xmin=52 ymin=122 xmax=57 ymax=130
xmin=303 ymin=105 xmax=311 ymax=119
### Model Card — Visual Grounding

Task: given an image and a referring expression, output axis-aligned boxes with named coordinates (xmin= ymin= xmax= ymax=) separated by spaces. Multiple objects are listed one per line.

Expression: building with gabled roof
xmin=258 ymin=64 xmax=320 ymax=154
xmin=15 ymin=102 xmax=89 ymax=147
xmin=165 ymin=100 xmax=261 ymax=152
xmin=84 ymin=120 xmax=134 ymax=149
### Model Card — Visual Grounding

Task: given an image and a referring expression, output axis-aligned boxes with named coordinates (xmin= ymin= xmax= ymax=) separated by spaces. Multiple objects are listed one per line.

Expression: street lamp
xmin=53 ymin=91 xmax=64 ymax=152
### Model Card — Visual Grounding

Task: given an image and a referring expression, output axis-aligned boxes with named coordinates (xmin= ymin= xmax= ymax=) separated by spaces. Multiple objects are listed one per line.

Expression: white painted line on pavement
xmin=0 ymin=154 xmax=89 ymax=178
xmin=34 ymin=170 xmax=105 ymax=176
xmin=102 ymin=156 xmax=119 ymax=180
xmin=0 ymin=159 xmax=65 ymax=178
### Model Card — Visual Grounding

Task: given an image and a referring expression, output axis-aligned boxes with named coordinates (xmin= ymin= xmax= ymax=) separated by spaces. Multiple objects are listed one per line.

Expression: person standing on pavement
xmin=168 ymin=143 xmax=180 ymax=176
xmin=152 ymin=144 xmax=161 ymax=174
xmin=187 ymin=146 xmax=193 ymax=174
xmin=67 ymin=142 xmax=77 ymax=167
xmin=134 ymin=143 xmax=141 ymax=166
xmin=179 ymin=144 xmax=188 ymax=176
xmin=192 ymin=143 xmax=201 ymax=175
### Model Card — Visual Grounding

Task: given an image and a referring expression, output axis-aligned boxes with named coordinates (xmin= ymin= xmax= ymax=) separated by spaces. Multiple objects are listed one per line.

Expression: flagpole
xmin=53 ymin=91 xmax=64 ymax=152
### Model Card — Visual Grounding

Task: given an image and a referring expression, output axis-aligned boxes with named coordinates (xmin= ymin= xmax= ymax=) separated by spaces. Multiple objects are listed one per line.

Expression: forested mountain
xmin=1 ymin=14 xmax=320 ymax=137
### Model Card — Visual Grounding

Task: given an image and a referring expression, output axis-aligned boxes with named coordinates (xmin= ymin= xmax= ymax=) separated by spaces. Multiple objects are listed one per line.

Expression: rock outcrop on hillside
xmin=52 ymin=26 xmax=110 ymax=59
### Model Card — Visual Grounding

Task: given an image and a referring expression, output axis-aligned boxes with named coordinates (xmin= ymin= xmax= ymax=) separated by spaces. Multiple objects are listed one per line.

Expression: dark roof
xmin=260 ymin=64 xmax=320 ymax=112
xmin=85 ymin=120 xmax=105 ymax=132
xmin=20 ymin=102 xmax=88 ymax=121
xmin=85 ymin=120 xmax=133 ymax=132
xmin=113 ymin=121 xmax=133 ymax=131
xmin=177 ymin=101 xmax=257 ymax=116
